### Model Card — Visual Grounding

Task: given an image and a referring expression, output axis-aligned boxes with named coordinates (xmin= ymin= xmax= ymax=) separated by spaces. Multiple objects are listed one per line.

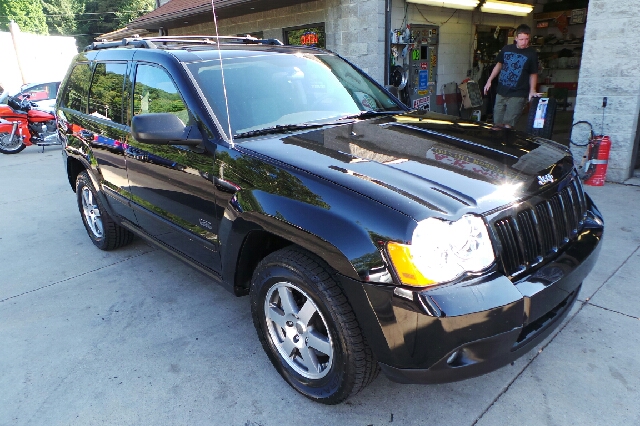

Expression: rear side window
xmin=60 ymin=63 xmax=92 ymax=113
xmin=88 ymin=62 xmax=127 ymax=124
xmin=133 ymin=64 xmax=189 ymax=124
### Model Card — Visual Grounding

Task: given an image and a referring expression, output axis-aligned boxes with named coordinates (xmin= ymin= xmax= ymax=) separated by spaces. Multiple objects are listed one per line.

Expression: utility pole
xmin=8 ymin=21 xmax=27 ymax=85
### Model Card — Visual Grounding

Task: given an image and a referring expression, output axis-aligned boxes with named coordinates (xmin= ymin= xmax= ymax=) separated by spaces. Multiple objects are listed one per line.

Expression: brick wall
xmin=572 ymin=0 xmax=640 ymax=182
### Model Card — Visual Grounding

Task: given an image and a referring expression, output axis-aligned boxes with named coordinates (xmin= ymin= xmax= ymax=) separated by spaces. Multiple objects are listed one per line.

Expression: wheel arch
xmin=66 ymin=155 xmax=85 ymax=192
xmin=222 ymin=188 xmax=413 ymax=295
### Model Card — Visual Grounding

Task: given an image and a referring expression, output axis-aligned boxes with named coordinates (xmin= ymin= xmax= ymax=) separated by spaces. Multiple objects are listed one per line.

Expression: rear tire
xmin=0 ymin=132 xmax=26 ymax=154
xmin=250 ymin=247 xmax=379 ymax=405
xmin=76 ymin=171 xmax=134 ymax=250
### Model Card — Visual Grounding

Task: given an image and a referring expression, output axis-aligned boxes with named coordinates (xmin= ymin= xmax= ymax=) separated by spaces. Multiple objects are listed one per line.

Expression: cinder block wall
xmin=326 ymin=0 xmax=386 ymax=83
xmin=571 ymin=0 xmax=640 ymax=182
xmin=170 ymin=0 xmax=386 ymax=84
xmin=169 ymin=2 xmax=326 ymax=44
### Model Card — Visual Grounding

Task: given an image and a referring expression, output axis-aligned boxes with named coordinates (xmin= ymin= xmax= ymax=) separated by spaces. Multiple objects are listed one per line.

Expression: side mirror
xmin=131 ymin=113 xmax=203 ymax=145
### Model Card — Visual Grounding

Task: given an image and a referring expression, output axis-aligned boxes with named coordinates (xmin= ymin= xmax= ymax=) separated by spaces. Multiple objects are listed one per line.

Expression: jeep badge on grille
xmin=537 ymin=174 xmax=555 ymax=186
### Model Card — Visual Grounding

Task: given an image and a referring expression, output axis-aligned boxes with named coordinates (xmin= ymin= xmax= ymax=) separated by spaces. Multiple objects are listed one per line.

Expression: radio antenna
xmin=210 ymin=0 xmax=234 ymax=145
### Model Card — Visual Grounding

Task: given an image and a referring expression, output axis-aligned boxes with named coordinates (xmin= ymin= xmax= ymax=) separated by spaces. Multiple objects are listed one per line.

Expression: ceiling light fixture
xmin=405 ymin=0 xmax=480 ymax=11
xmin=480 ymin=1 xmax=533 ymax=16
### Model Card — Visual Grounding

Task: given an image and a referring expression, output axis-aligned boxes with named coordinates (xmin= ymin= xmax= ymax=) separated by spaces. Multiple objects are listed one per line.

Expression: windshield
xmin=186 ymin=52 xmax=403 ymax=139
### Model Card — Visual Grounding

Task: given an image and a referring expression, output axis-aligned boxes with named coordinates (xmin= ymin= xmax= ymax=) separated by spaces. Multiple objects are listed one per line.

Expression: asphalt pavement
xmin=1 ymin=145 xmax=639 ymax=425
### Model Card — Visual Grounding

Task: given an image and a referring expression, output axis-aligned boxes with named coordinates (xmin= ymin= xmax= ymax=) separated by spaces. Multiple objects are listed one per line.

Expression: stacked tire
xmin=526 ymin=97 xmax=557 ymax=139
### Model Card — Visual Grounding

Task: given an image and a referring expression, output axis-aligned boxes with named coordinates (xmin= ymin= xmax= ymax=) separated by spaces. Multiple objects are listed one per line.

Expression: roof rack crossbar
xmin=84 ymin=37 xmax=157 ymax=52
xmin=84 ymin=35 xmax=283 ymax=51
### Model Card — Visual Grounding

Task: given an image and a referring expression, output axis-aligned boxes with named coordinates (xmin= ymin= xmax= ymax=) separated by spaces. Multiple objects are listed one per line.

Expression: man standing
xmin=483 ymin=24 xmax=539 ymax=128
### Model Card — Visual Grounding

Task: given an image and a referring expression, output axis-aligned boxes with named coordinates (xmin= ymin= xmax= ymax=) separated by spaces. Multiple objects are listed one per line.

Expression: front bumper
xmin=339 ymin=199 xmax=604 ymax=384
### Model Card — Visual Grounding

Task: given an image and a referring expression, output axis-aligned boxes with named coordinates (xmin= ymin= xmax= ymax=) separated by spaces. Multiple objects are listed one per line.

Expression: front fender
xmin=218 ymin=173 xmax=415 ymax=283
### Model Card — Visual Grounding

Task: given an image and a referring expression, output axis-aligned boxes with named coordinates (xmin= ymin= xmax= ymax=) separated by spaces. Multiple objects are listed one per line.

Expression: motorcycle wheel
xmin=0 ymin=132 xmax=26 ymax=154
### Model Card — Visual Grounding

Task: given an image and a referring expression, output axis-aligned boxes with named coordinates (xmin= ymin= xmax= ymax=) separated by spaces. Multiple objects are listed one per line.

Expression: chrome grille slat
xmin=495 ymin=218 xmax=521 ymax=273
xmin=517 ymin=210 xmax=539 ymax=262
xmin=534 ymin=202 xmax=554 ymax=255
xmin=494 ymin=176 xmax=587 ymax=277
xmin=549 ymin=194 xmax=567 ymax=245
xmin=563 ymin=184 xmax=579 ymax=234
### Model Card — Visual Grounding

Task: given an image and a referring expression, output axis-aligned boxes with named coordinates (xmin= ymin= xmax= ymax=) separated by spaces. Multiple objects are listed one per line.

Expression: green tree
xmin=113 ymin=0 xmax=153 ymax=30
xmin=42 ymin=0 xmax=83 ymax=35
xmin=76 ymin=0 xmax=153 ymax=49
xmin=0 ymin=0 xmax=48 ymax=34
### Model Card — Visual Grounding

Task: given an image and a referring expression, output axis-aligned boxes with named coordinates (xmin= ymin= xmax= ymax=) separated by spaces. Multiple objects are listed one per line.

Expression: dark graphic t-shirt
xmin=496 ymin=44 xmax=538 ymax=98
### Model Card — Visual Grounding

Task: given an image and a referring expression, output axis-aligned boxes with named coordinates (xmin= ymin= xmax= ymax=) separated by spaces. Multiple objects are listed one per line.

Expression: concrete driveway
xmin=1 ymin=145 xmax=639 ymax=425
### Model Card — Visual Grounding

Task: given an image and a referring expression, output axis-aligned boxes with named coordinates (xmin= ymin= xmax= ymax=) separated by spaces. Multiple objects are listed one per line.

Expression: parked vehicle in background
xmin=56 ymin=36 xmax=604 ymax=404
xmin=0 ymin=94 xmax=57 ymax=154
xmin=13 ymin=81 xmax=60 ymax=113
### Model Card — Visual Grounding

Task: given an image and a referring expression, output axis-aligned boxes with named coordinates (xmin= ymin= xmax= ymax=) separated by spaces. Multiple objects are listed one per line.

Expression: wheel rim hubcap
xmin=81 ymin=187 xmax=103 ymax=238
xmin=264 ymin=282 xmax=333 ymax=379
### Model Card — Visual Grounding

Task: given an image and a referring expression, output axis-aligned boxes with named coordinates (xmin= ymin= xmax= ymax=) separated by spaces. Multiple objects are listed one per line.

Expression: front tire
xmin=76 ymin=171 xmax=133 ymax=250
xmin=250 ymin=247 xmax=379 ymax=404
xmin=0 ymin=132 xmax=26 ymax=154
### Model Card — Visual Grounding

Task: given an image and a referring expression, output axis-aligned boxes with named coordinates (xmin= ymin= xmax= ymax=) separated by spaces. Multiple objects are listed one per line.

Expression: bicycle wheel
xmin=570 ymin=121 xmax=593 ymax=147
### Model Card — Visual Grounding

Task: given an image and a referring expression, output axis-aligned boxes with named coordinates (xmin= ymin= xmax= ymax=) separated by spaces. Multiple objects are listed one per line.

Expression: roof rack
xmin=84 ymin=35 xmax=283 ymax=52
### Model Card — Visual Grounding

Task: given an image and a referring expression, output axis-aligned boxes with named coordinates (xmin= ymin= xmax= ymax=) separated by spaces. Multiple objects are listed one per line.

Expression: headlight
xmin=387 ymin=214 xmax=495 ymax=287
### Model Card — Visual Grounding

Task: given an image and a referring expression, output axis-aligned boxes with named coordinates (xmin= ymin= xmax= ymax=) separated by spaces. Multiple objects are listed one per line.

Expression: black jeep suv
xmin=56 ymin=36 xmax=603 ymax=404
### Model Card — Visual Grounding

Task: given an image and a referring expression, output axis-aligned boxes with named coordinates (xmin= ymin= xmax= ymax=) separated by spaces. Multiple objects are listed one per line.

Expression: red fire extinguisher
xmin=583 ymin=135 xmax=611 ymax=186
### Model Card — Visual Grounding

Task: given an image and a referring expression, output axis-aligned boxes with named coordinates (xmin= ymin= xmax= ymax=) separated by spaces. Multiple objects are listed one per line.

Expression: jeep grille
xmin=493 ymin=175 xmax=588 ymax=277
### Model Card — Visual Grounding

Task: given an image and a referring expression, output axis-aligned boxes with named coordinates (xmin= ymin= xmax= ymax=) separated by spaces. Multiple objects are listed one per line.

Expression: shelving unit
xmin=533 ymin=8 xmax=587 ymax=111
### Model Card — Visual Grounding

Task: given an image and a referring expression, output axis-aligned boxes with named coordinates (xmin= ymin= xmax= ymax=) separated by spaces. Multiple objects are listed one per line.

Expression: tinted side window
xmin=133 ymin=64 xmax=189 ymax=124
xmin=88 ymin=62 xmax=127 ymax=124
xmin=60 ymin=63 xmax=92 ymax=112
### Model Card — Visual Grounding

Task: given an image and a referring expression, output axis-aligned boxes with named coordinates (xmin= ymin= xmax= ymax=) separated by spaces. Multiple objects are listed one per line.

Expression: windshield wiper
xmin=339 ymin=110 xmax=401 ymax=120
xmin=234 ymin=123 xmax=327 ymax=139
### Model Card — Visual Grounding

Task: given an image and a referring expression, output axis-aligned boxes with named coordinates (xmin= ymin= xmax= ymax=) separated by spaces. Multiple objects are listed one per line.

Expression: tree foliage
xmin=1 ymin=0 xmax=154 ymax=47
xmin=0 ymin=0 xmax=49 ymax=34
xmin=75 ymin=0 xmax=154 ymax=47
xmin=42 ymin=0 xmax=82 ymax=35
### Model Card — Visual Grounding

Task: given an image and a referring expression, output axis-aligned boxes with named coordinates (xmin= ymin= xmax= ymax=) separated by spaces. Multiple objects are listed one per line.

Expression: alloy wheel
xmin=81 ymin=186 xmax=104 ymax=238
xmin=264 ymin=282 xmax=334 ymax=379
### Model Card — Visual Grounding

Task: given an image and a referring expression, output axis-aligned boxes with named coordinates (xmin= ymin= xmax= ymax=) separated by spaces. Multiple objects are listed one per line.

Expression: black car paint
xmin=58 ymin=44 xmax=603 ymax=384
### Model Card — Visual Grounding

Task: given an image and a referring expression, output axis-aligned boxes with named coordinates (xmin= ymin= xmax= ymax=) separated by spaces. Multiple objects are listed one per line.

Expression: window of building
xmin=88 ymin=62 xmax=127 ymax=124
xmin=283 ymin=24 xmax=325 ymax=48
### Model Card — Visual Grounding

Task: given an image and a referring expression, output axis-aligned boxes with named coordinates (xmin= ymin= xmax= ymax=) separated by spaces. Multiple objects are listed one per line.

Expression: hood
xmin=235 ymin=111 xmax=574 ymax=221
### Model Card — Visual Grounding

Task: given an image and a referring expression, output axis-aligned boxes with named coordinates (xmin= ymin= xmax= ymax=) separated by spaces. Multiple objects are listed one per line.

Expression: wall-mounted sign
xmin=413 ymin=96 xmax=430 ymax=110
xmin=284 ymin=25 xmax=325 ymax=48
xmin=300 ymin=32 xmax=319 ymax=45
xmin=571 ymin=8 xmax=586 ymax=24
xmin=418 ymin=70 xmax=429 ymax=91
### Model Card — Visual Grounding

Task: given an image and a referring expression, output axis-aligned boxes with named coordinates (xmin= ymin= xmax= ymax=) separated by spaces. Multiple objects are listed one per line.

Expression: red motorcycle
xmin=0 ymin=95 xmax=57 ymax=154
